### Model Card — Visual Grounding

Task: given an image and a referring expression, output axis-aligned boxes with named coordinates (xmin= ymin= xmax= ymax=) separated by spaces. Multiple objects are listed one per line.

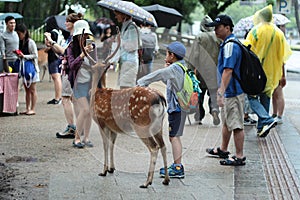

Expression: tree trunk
xmin=294 ymin=0 xmax=300 ymax=38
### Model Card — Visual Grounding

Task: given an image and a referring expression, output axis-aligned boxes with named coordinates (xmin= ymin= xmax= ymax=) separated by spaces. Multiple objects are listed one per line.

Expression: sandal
xmin=206 ymin=147 xmax=230 ymax=159
xmin=220 ymin=156 xmax=246 ymax=166
xmin=72 ymin=140 xmax=85 ymax=148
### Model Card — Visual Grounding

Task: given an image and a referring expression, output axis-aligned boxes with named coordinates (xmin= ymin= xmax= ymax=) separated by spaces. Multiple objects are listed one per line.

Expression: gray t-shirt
xmin=0 ymin=30 xmax=19 ymax=61
xmin=137 ymin=60 xmax=185 ymax=113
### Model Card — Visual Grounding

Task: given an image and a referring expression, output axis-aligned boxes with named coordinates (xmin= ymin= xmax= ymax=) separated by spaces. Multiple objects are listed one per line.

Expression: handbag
xmin=14 ymin=59 xmax=36 ymax=88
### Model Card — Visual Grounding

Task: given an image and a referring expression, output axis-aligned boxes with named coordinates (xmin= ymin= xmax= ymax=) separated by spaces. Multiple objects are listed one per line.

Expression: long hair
xmin=71 ymin=35 xmax=82 ymax=58
xmin=15 ymin=23 xmax=30 ymax=50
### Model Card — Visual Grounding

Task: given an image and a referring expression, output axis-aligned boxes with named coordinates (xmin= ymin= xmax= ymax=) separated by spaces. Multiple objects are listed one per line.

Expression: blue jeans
xmin=248 ymin=94 xmax=274 ymax=131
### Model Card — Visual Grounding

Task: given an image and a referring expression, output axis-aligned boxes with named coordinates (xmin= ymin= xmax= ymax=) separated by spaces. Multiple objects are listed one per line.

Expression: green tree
xmin=199 ymin=0 xmax=238 ymax=19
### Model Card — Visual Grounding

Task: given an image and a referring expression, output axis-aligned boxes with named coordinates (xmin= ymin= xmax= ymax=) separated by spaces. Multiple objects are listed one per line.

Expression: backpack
xmin=140 ymin=31 xmax=156 ymax=63
xmin=224 ymin=39 xmax=267 ymax=95
xmin=176 ymin=62 xmax=202 ymax=111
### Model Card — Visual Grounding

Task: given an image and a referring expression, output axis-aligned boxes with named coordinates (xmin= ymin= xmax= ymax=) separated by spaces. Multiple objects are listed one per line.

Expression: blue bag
xmin=14 ymin=59 xmax=36 ymax=88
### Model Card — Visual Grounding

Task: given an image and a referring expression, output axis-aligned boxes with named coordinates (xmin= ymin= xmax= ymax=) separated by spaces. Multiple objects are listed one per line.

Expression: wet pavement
xmin=1 ymin=52 xmax=300 ymax=199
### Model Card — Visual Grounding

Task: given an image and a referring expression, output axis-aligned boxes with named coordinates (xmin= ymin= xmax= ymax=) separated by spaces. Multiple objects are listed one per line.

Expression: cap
xmin=164 ymin=41 xmax=186 ymax=59
xmin=205 ymin=14 xmax=234 ymax=28
xmin=73 ymin=20 xmax=93 ymax=36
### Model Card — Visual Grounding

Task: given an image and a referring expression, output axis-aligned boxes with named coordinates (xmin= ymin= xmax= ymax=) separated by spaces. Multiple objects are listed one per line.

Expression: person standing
xmin=15 ymin=24 xmax=40 ymax=115
xmin=244 ymin=5 xmax=292 ymax=137
xmin=0 ymin=16 xmax=19 ymax=73
xmin=138 ymin=41 xmax=187 ymax=178
xmin=113 ymin=10 xmax=139 ymax=89
xmin=188 ymin=15 xmax=221 ymax=125
xmin=205 ymin=15 xmax=246 ymax=166
xmin=46 ymin=29 xmax=63 ymax=105
xmin=44 ymin=13 xmax=83 ymax=138
xmin=66 ymin=20 xmax=96 ymax=148
xmin=138 ymin=22 xmax=159 ymax=78
xmin=271 ymin=22 xmax=289 ymax=124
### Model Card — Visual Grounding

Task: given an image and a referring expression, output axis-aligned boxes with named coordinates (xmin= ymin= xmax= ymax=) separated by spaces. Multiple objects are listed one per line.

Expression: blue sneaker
xmin=159 ymin=163 xmax=184 ymax=178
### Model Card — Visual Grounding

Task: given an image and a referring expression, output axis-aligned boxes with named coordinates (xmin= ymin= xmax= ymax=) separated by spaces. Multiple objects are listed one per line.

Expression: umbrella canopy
xmin=0 ymin=12 xmax=23 ymax=20
xmin=142 ymin=4 xmax=182 ymax=28
xmin=44 ymin=15 xmax=70 ymax=39
xmin=97 ymin=0 xmax=157 ymax=27
xmin=234 ymin=13 xmax=290 ymax=35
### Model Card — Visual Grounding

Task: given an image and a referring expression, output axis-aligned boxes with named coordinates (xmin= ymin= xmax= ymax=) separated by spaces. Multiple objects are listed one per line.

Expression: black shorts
xmin=168 ymin=111 xmax=186 ymax=137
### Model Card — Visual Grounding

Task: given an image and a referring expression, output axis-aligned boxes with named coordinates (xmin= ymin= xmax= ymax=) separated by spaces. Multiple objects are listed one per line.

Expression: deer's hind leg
xmin=137 ymin=135 xmax=160 ymax=188
xmin=108 ymin=131 xmax=117 ymax=173
xmin=154 ymin=130 xmax=170 ymax=185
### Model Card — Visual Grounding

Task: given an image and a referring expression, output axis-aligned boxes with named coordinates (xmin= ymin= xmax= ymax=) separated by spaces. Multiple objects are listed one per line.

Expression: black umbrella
xmin=44 ymin=15 xmax=70 ymax=39
xmin=141 ymin=4 xmax=182 ymax=28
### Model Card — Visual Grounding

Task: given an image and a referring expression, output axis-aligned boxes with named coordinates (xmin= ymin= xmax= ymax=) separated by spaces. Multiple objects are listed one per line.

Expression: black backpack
xmin=224 ymin=39 xmax=267 ymax=95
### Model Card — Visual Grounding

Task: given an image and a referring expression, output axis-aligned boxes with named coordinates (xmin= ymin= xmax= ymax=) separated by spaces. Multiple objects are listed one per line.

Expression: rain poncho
xmin=188 ymin=15 xmax=221 ymax=90
xmin=244 ymin=5 xmax=292 ymax=97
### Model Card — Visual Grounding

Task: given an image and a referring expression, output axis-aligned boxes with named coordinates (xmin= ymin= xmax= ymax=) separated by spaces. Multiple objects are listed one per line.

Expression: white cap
xmin=73 ymin=20 xmax=93 ymax=36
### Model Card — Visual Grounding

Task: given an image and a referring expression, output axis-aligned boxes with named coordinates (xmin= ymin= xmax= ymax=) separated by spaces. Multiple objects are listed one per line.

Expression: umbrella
xmin=44 ymin=15 xmax=70 ymax=39
xmin=0 ymin=12 xmax=23 ymax=20
xmin=142 ymin=4 xmax=182 ymax=28
xmin=234 ymin=13 xmax=290 ymax=34
xmin=97 ymin=0 xmax=157 ymax=27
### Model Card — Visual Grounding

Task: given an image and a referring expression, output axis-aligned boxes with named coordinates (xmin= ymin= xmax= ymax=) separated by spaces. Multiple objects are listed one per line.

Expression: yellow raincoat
xmin=244 ymin=5 xmax=292 ymax=97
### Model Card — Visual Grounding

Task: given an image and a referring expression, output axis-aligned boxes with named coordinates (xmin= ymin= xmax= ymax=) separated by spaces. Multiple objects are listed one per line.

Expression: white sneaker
xmin=275 ymin=116 xmax=283 ymax=124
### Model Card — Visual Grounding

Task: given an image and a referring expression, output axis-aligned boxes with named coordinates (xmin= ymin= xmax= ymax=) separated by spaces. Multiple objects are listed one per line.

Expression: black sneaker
xmin=56 ymin=125 xmax=76 ymax=139
xmin=244 ymin=117 xmax=257 ymax=126
xmin=47 ymin=98 xmax=62 ymax=105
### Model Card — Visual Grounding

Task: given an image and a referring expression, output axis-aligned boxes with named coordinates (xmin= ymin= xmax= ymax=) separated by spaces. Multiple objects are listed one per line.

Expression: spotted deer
xmin=80 ymin=30 xmax=170 ymax=188
xmin=37 ymin=48 xmax=50 ymax=82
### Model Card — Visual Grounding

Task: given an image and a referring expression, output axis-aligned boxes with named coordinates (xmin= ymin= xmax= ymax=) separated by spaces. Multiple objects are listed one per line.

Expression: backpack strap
xmin=223 ymin=39 xmax=242 ymax=92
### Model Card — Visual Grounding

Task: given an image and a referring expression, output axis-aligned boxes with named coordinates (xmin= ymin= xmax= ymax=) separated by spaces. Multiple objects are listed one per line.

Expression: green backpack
xmin=176 ymin=62 xmax=201 ymax=111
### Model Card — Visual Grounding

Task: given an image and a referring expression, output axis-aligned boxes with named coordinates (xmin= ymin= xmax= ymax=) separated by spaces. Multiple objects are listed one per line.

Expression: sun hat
xmin=164 ymin=41 xmax=186 ymax=59
xmin=205 ymin=14 xmax=234 ymax=28
xmin=73 ymin=20 xmax=93 ymax=36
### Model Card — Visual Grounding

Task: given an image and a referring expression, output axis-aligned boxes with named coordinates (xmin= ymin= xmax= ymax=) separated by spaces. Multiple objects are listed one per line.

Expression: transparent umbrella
xmin=234 ymin=13 xmax=290 ymax=34
xmin=97 ymin=0 xmax=157 ymax=27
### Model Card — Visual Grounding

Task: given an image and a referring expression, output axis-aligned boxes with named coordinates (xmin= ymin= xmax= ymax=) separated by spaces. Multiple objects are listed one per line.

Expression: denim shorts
xmin=168 ymin=111 xmax=186 ymax=137
xmin=73 ymin=82 xmax=91 ymax=100
xmin=48 ymin=59 xmax=61 ymax=74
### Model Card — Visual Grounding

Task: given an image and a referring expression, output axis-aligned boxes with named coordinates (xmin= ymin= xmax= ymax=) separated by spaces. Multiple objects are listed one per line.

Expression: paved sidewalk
xmin=1 ymin=58 xmax=300 ymax=199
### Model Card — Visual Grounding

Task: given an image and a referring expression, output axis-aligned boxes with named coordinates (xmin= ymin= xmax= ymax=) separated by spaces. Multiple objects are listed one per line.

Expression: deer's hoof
xmin=108 ymin=168 xmax=115 ymax=173
xmin=139 ymin=184 xmax=148 ymax=188
xmin=98 ymin=172 xmax=107 ymax=176
xmin=162 ymin=179 xmax=170 ymax=185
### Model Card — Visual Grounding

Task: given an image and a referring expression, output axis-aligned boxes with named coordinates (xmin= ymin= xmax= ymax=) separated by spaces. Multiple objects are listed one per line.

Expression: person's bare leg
xmin=62 ymin=96 xmax=74 ymax=125
xmin=272 ymin=86 xmax=279 ymax=117
xmin=29 ymin=83 xmax=37 ymax=113
xmin=275 ymin=86 xmax=284 ymax=117
xmin=220 ymin=124 xmax=232 ymax=152
xmin=170 ymin=136 xmax=182 ymax=164
xmin=24 ymin=84 xmax=30 ymax=112
xmin=52 ymin=73 xmax=62 ymax=101
xmin=233 ymin=129 xmax=245 ymax=159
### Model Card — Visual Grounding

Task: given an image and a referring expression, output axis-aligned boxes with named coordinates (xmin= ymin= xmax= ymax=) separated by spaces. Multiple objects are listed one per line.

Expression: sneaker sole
xmin=160 ymin=174 xmax=185 ymax=179
xmin=258 ymin=121 xmax=277 ymax=137
xmin=56 ymin=133 xmax=75 ymax=139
